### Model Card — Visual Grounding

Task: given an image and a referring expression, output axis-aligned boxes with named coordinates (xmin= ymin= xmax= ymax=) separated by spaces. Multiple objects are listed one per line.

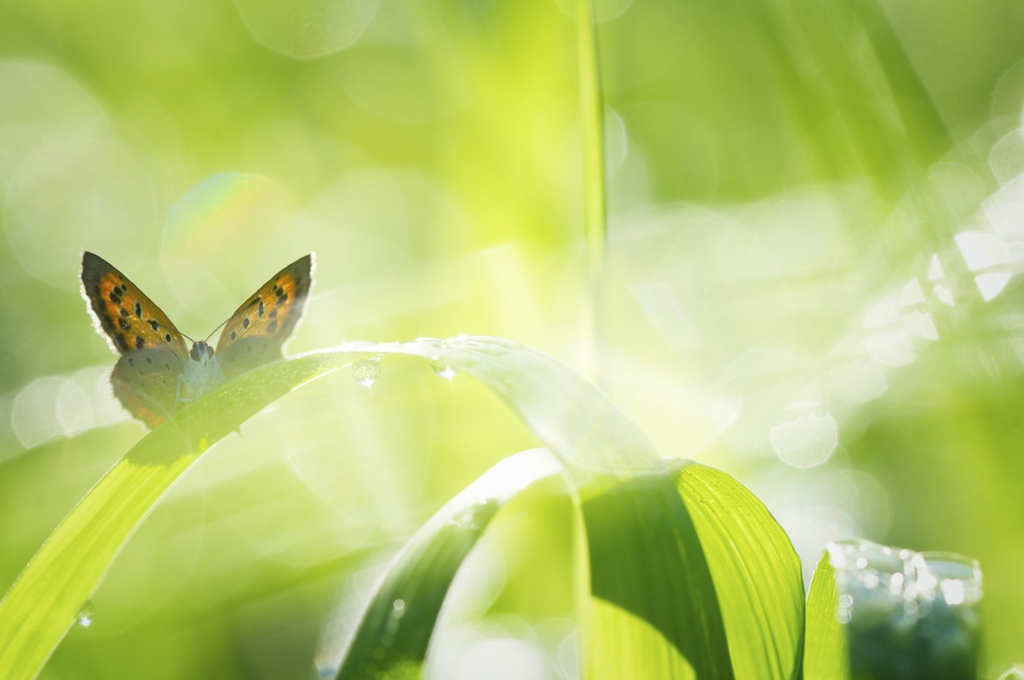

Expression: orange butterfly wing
xmin=81 ymin=251 xmax=189 ymax=357
xmin=81 ymin=251 xmax=190 ymax=428
xmin=215 ymin=254 xmax=313 ymax=379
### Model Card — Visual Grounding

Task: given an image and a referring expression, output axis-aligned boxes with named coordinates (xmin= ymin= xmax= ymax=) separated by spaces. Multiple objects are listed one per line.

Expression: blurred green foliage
xmin=3 ymin=0 xmax=1024 ymax=676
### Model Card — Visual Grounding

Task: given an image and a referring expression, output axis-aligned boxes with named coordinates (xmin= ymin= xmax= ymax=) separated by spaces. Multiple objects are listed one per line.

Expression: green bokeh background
xmin=2 ymin=0 xmax=1024 ymax=676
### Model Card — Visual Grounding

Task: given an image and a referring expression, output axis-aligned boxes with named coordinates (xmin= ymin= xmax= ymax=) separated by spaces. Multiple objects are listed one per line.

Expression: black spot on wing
xmin=136 ymin=336 xmax=145 ymax=349
xmin=119 ymin=318 xmax=131 ymax=330
xmin=135 ymin=301 xmax=142 ymax=317
xmin=267 ymin=320 xmax=278 ymax=333
xmin=242 ymin=317 xmax=250 ymax=329
xmin=149 ymin=319 xmax=159 ymax=331
xmin=119 ymin=308 xmax=130 ymax=318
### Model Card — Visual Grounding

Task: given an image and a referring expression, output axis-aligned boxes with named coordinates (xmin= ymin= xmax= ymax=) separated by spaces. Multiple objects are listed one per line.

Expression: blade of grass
xmin=803 ymin=550 xmax=849 ymax=680
xmin=0 ymin=352 xmax=349 ymax=680
xmin=575 ymin=0 xmax=607 ymax=382
xmin=343 ymin=337 xmax=661 ymax=474
xmin=334 ymin=448 xmax=564 ymax=679
xmin=576 ymin=0 xmax=605 ymax=240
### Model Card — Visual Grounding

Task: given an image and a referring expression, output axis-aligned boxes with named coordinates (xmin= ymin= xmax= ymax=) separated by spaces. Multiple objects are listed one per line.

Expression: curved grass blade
xmin=803 ymin=550 xmax=849 ymax=680
xmin=333 ymin=449 xmax=564 ymax=680
xmin=341 ymin=337 xmax=663 ymax=474
xmin=0 ymin=352 xmax=349 ymax=680
xmin=336 ymin=337 xmax=734 ymax=679
xmin=672 ymin=461 xmax=804 ymax=680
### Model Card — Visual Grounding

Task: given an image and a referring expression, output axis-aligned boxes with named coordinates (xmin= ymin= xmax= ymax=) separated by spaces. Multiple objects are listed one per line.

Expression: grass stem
xmin=576 ymin=0 xmax=607 ymax=383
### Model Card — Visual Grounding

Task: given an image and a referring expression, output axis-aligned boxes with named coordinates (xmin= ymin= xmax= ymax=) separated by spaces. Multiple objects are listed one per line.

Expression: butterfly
xmin=81 ymin=251 xmax=314 ymax=428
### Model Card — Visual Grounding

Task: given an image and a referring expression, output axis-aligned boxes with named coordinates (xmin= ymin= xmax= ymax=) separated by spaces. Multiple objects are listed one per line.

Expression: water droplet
xmin=352 ymin=357 xmax=380 ymax=387
xmin=429 ymin=355 xmax=459 ymax=379
xmin=75 ymin=602 xmax=94 ymax=628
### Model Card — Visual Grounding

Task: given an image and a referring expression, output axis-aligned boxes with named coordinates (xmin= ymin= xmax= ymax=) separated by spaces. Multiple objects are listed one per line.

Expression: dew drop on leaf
xmin=352 ymin=357 xmax=381 ymax=388
xmin=75 ymin=601 xmax=95 ymax=628
xmin=429 ymin=355 xmax=459 ymax=379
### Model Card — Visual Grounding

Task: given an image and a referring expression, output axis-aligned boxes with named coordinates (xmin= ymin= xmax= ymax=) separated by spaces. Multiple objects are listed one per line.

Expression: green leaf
xmin=582 ymin=472 xmax=733 ymax=680
xmin=803 ymin=550 xmax=849 ymax=680
xmin=0 ymin=352 xmax=348 ymax=680
xmin=672 ymin=462 xmax=804 ymax=680
xmin=334 ymin=448 xmax=564 ymax=680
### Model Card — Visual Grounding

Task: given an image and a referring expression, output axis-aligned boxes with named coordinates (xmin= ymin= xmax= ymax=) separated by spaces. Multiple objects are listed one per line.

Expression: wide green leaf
xmin=580 ymin=472 xmax=733 ymax=680
xmin=672 ymin=462 xmax=804 ymax=680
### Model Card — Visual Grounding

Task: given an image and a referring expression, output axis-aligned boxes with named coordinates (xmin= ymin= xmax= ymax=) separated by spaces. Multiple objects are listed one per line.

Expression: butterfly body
xmin=82 ymin=252 xmax=313 ymax=428
xmin=178 ymin=340 xmax=225 ymax=402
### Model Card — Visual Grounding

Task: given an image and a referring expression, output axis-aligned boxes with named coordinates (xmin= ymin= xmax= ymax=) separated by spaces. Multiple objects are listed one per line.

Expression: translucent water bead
xmin=352 ymin=357 xmax=381 ymax=387
xmin=75 ymin=601 xmax=95 ymax=628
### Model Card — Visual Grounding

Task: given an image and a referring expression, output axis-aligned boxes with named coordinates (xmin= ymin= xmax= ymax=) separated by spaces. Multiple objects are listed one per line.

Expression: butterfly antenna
xmin=204 ymin=318 xmax=230 ymax=343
